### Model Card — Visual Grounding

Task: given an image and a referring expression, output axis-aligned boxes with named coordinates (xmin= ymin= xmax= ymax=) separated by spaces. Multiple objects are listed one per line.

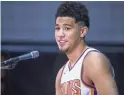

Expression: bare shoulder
xmin=55 ymin=65 xmax=65 ymax=95
xmin=83 ymin=51 xmax=118 ymax=95
xmin=56 ymin=65 xmax=65 ymax=87
xmin=84 ymin=51 xmax=111 ymax=71
xmin=56 ymin=65 xmax=65 ymax=81
xmin=83 ymin=51 xmax=113 ymax=79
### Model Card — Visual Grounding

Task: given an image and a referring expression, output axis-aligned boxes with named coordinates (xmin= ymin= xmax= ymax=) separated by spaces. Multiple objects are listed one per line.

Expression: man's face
xmin=55 ymin=17 xmax=82 ymax=53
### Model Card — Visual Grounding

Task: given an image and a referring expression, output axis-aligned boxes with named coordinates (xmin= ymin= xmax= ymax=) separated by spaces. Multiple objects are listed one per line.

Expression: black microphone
xmin=1 ymin=51 xmax=39 ymax=64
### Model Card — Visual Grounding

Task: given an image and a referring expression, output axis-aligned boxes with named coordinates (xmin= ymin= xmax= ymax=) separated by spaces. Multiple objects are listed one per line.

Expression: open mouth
xmin=58 ymin=40 xmax=67 ymax=46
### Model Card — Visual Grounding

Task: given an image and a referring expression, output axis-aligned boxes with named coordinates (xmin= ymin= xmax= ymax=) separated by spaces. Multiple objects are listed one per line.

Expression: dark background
xmin=1 ymin=1 xmax=124 ymax=95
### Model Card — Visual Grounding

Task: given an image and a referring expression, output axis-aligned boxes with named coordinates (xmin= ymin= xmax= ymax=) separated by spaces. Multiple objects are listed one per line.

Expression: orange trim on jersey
xmin=80 ymin=80 xmax=94 ymax=89
xmin=81 ymin=81 xmax=96 ymax=95
xmin=68 ymin=61 xmax=72 ymax=70
xmin=90 ymin=88 xmax=95 ymax=95
xmin=80 ymin=49 xmax=99 ymax=89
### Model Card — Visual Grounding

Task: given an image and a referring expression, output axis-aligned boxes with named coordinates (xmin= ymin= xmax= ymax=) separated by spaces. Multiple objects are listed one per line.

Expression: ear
xmin=80 ymin=26 xmax=88 ymax=38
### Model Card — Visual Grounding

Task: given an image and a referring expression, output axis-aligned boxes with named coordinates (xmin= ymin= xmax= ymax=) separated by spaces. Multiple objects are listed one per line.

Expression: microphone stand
xmin=1 ymin=61 xmax=19 ymax=70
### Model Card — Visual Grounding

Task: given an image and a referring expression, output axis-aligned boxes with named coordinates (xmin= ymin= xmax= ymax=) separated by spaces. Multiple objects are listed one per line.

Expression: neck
xmin=66 ymin=41 xmax=87 ymax=64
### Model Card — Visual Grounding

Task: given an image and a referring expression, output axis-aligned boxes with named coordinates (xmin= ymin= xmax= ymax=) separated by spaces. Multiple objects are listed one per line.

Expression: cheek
xmin=55 ymin=35 xmax=59 ymax=45
xmin=68 ymin=32 xmax=79 ymax=41
xmin=55 ymin=37 xmax=58 ymax=43
xmin=55 ymin=33 xmax=57 ymax=40
xmin=70 ymin=35 xmax=80 ymax=46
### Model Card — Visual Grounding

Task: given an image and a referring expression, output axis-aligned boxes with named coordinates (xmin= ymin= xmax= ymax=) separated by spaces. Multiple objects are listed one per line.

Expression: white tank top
xmin=60 ymin=47 xmax=115 ymax=95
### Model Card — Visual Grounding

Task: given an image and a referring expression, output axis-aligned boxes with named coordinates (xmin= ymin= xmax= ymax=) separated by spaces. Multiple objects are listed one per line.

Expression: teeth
xmin=59 ymin=41 xmax=65 ymax=43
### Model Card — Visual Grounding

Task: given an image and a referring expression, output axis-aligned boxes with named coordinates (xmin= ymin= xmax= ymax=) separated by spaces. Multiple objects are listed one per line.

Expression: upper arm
xmin=55 ymin=66 xmax=64 ymax=95
xmin=84 ymin=52 xmax=119 ymax=95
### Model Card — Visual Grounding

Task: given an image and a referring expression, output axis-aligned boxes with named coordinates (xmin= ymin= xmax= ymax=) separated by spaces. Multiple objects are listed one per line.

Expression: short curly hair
xmin=55 ymin=1 xmax=90 ymax=28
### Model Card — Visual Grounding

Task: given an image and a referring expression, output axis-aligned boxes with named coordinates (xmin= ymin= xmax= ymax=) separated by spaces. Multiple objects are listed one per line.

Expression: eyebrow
xmin=55 ymin=24 xmax=72 ymax=27
xmin=55 ymin=24 xmax=59 ymax=26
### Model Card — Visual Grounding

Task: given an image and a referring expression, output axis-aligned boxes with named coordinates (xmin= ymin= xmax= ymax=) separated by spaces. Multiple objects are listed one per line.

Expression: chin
xmin=59 ymin=48 xmax=65 ymax=52
xmin=59 ymin=47 xmax=68 ymax=53
xmin=57 ymin=44 xmax=69 ymax=52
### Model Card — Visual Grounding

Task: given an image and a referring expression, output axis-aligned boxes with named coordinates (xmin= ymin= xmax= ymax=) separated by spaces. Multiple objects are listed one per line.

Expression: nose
xmin=57 ymin=29 xmax=65 ymax=37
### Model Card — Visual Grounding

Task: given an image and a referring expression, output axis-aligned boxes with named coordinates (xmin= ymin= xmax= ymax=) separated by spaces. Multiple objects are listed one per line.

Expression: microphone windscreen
xmin=31 ymin=51 xmax=39 ymax=58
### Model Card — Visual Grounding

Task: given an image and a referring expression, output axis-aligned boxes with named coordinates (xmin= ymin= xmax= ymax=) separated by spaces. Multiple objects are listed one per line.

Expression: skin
xmin=55 ymin=17 xmax=87 ymax=64
xmin=55 ymin=17 xmax=119 ymax=95
xmin=83 ymin=51 xmax=119 ymax=95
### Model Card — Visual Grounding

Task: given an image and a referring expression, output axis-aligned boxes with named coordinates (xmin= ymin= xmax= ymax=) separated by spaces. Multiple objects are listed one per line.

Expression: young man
xmin=55 ymin=1 xmax=118 ymax=95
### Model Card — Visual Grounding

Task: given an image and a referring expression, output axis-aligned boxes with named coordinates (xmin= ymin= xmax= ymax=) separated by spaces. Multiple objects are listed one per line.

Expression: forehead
xmin=55 ymin=17 xmax=76 ymax=25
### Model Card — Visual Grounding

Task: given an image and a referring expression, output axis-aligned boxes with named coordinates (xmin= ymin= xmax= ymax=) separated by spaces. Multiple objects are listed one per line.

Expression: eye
xmin=65 ymin=27 xmax=71 ymax=30
xmin=55 ymin=27 xmax=60 ymax=31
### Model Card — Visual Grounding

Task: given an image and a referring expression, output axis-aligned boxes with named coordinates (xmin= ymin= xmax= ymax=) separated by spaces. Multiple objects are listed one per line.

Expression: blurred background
xmin=1 ymin=1 xmax=124 ymax=95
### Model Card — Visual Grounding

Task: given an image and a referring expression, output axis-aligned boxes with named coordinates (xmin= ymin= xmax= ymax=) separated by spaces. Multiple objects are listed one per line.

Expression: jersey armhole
xmin=80 ymin=50 xmax=99 ymax=89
